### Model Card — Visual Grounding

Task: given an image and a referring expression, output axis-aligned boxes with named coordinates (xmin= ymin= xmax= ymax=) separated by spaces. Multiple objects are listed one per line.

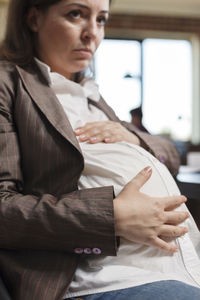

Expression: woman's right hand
xmin=114 ymin=167 xmax=189 ymax=253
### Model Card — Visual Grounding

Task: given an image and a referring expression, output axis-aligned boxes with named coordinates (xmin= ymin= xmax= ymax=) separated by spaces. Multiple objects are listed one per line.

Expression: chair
xmin=0 ymin=276 xmax=12 ymax=300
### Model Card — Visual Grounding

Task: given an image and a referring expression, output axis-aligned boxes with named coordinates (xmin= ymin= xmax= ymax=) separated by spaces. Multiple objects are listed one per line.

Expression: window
xmin=142 ymin=39 xmax=192 ymax=141
xmin=94 ymin=38 xmax=192 ymax=141
xmin=95 ymin=39 xmax=142 ymax=122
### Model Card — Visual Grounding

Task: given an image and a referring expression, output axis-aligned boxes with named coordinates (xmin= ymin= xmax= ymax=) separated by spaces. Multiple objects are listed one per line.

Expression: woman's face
xmin=28 ymin=0 xmax=109 ymax=79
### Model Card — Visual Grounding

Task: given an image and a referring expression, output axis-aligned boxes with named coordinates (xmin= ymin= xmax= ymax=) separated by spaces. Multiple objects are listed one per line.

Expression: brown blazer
xmin=0 ymin=60 xmax=180 ymax=300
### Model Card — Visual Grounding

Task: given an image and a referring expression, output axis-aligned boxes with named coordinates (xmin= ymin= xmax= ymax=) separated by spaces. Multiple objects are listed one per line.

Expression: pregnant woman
xmin=0 ymin=0 xmax=200 ymax=299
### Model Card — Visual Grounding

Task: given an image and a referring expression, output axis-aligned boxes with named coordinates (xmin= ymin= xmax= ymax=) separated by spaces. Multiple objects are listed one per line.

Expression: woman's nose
xmin=81 ymin=19 xmax=98 ymax=41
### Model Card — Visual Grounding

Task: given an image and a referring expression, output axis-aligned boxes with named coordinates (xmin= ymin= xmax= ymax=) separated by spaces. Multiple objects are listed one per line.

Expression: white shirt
xmin=35 ymin=60 xmax=200 ymax=298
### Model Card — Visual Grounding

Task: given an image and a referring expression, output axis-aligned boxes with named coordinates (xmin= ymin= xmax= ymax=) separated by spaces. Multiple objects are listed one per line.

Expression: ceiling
xmin=110 ymin=0 xmax=200 ymax=18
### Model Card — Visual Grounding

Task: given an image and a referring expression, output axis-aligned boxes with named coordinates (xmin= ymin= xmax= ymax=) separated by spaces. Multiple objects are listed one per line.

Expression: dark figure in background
xmin=130 ymin=106 xmax=149 ymax=133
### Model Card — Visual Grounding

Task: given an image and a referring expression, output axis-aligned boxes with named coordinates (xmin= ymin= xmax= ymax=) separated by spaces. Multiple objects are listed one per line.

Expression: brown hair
xmin=0 ymin=0 xmax=64 ymax=65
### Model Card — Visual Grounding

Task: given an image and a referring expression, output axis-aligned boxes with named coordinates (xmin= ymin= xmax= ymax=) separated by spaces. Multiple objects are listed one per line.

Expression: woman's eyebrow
xmin=63 ymin=2 xmax=109 ymax=14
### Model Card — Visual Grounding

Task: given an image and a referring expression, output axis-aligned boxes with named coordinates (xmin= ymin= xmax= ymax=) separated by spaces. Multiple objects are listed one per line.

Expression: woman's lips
xmin=73 ymin=48 xmax=93 ymax=58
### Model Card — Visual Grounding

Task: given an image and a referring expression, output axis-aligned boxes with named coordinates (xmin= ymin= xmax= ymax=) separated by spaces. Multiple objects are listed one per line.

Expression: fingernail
xmin=80 ymin=134 xmax=87 ymax=140
xmin=104 ymin=137 xmax=111 ymax=143
xmin=144 ymin=166 xmax=152 ymax=174
xmin=180 ymin=196 xmax=187 ymax=203
xmin=90 ymin=137 xmax=97 ymax=142
xmin=74 ymin=128 xmax=82 ymax=134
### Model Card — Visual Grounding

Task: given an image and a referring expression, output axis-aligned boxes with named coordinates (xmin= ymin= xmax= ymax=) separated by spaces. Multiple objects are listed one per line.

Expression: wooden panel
xmin=106 ymin=14 xmax=200 ymax=34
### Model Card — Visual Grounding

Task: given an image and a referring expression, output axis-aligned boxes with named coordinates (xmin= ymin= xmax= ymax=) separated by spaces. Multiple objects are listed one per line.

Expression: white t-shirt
xmin=35 ymin=60 xmax=200 ymax=298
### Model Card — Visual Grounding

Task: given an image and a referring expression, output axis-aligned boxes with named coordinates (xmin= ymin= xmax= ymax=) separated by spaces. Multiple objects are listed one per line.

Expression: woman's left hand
xmin=74 ymin=121 xmax=140 ymax=145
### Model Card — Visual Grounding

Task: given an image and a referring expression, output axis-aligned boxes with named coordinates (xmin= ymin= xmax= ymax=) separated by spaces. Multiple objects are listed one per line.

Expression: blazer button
xmin=158 ymin=155 xmax=166 ymax=163
xmin=83 ymin=248 xmax=92 ymax=254
xmin=92 ymin=248 xmax=101 ymax=255
xmin=74 ymin=248 xmax=84 ymax=254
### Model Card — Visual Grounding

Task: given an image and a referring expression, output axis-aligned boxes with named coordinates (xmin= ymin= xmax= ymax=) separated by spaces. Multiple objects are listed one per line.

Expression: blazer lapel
xmin=88 ymin=97 xmax=120 ymax=122
xmin=16 ymin=64 xmax=82 ymax=153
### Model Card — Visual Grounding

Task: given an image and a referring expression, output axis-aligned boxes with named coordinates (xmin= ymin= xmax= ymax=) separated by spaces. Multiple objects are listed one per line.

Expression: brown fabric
xmin=121 ymin=121 xmax=180 ymax=176
xmin=0 ymin=60 xmax=180 ymax=300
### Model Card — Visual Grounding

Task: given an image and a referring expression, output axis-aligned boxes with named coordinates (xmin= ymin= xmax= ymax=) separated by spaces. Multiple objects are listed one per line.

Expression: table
xmin=176 ymin=172 xmax=200 ymax=229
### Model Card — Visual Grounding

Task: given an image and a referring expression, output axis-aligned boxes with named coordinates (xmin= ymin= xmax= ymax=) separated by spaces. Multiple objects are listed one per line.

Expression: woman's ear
xmin=26 ymin=7 xmax=41 ymax=32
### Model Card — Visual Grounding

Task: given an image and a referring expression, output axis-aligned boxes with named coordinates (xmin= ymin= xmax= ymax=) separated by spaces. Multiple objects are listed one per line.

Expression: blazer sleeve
xmin=0 ymin=68 xmax=117 ymax=256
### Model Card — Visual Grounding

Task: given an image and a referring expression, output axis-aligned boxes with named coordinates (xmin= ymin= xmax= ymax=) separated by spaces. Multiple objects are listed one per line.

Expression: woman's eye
xmin=68 ymin=10 xmax=81 ymax=19
xmin=97 ymin=16 xmax=107 ymax=26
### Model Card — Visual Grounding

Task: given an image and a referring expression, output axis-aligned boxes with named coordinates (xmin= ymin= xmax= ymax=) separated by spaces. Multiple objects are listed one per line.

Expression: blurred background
xmin=1 ymin=0 xmax=200 ymax=164
xmin=96 ymin=0 xmax=200 ymax=165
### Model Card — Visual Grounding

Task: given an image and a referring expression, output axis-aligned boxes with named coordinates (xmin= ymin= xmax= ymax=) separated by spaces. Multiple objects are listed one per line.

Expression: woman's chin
xmin=74 ymin=60 xmax=91 ymax=71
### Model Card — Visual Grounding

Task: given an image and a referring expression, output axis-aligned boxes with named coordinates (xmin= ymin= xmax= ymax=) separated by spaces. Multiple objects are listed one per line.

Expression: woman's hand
xmin=74 ymin=121 xmax=140 ymax=145
xmin=114 ymin=167 xmax=189 ymax=253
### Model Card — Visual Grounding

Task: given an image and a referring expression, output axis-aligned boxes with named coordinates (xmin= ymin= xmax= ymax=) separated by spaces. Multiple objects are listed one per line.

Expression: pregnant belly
xmin=79 ymin=141 xmax=180 ymax=198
